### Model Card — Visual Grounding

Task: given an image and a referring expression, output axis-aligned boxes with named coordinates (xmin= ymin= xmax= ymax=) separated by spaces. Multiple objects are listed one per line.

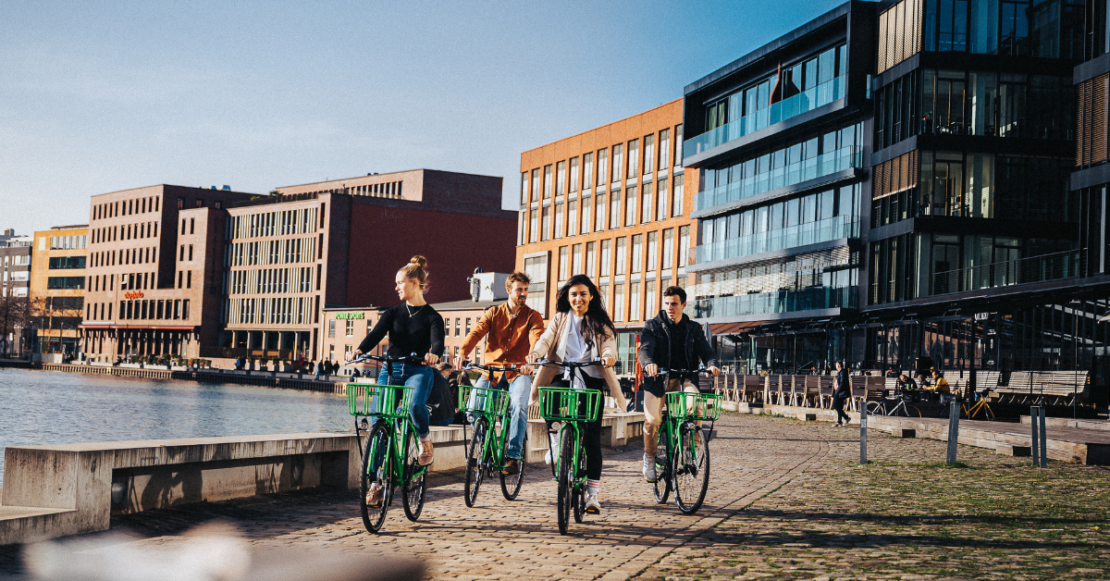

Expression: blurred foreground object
xmin=24 ymin=523 xmax=424 ymax=581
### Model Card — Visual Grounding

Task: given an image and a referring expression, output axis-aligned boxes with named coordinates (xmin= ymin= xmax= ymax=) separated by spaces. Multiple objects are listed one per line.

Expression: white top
xmin=563 ymin=314 xmax=602 ymax=388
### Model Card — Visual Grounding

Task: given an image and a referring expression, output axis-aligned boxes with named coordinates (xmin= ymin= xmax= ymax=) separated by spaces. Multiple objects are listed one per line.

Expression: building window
xmin=595 ymin=192 xmax=606 ymax=232
xmin=572 ymin=244 xmax=582 ymax=277
xmin=465 ymin=318 xmax=472 ymax=334
xmin=329 ymin=320 xmax=335 ymax=338
xmin=679 ymin=226 xmax=690 ymax=268
xmin=663 ymin=229 xmax=674 ymax=269
xmin=642 ymin=182 xmax=653 ymax=224
xmin=554 ymin=202 xmax=564 ymax=239
xmin=647 ymin=231 xmax=658 ymax=273
xmin=580 ymin=193 xmax=591 ymax=235
xmin=644 ymin=134 xmax=655 ymax=175
xmin=568 ymin=198 xmax=578 ymax=237
xmin=659 ymin=129 xmax=670 ymax=171
xmin=625 ymin=186 xmax=637 ymax=226
xmin=346 ymin=320 xmax=354 ymax=337
xmin=558 ymin=246 xmax=569 ymax=284
xmin=616 ymin=237 xmax=627 ymax=274
xmin=541 ymin=206 xmax=551 ymax=241
xmin=646 ymin=280 xmax=657 ymax=318
xmin=600 ymin=239 xmax=611 ymax=278
xmin=612 ymin=144 xmax=623 ymax=182
xmin=631 ymin=234 xmax=643 ymax=274
xmin=523 ymin=254 xmax=549 ymax=316
xmin=673 ymin=175 xmax=684 ymax=217
xmin=597 ymin=149 xmax=608 ymax=185
xmin=521 ymin=172 xmax=529 ymax=206
xmin=657 ymin=177 xmax=669 ymax=221
xmin=586 ymin=242 xmax=597 ymax=278
xmin=614 ymin=285 xmax=625 ymax=322
xmin=570 ymin=157 xmax=579 ymax=193
xmin=529 ymin=209 xmax=538 ymax=243
xmin=627 ymin=139 xmax=639 ymax=177
xmin=455 ymin=318 xmax=461 ymax=336
xmin=556 ymin=161 xmax=566 ymax=196
xmin=543 ymin=165 xmax=553 ymax=200
xmin=610 ymin=192 xmax=621 ymax=229
xmin=630 ymin=283 xmax=641 ymax=322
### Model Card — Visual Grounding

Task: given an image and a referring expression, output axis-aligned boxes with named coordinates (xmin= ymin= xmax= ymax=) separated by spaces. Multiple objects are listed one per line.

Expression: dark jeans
xmin=833 ymin=396 xmax=850 ymax=424
xmin=548 ymin=375 xmax=604 ymax=480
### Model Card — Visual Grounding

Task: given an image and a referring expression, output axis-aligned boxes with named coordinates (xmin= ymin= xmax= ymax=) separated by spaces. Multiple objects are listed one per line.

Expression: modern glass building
xmin=686 ymin=0 xmax=1110 ymax=390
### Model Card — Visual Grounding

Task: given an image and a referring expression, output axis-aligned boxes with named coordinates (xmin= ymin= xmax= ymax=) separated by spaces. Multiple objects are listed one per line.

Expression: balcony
xmin=927 ymin=249 xmax=1081 ymax=297
xmin=696 ymin=146 xmax=863 ymax=212
xmin=684 ymin=76 xmax=846 ymax=160
xmin=693 ymin=286 xmax=857 ymax=319
xmin=696 ymin=216 xmax=859 ymax=264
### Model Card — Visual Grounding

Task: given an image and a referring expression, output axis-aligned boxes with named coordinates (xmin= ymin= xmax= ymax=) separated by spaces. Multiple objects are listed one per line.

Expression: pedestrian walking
xmin=833 ymin=361 xmax=851 ymax=426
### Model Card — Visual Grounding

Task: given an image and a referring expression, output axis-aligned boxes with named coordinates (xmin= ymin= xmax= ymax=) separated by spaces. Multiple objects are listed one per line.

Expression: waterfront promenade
xmin=3 ymin=413 xmax=1108 ymax=580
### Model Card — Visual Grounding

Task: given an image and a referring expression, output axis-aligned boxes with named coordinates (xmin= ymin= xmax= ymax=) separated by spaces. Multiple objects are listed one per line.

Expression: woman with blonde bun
xmin=351 ymin=256 xmax=446 ymax=508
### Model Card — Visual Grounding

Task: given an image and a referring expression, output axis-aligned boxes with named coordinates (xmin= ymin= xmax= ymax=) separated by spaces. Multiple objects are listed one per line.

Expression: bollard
xmin=1038 ymin=405 xmax=1048 ymax=468
xmin=1030 ymin=405 xmax=1041 ymax=467
xmin=860 ymin=402 xmax=868 ymax=465
xmin=946 ymin=396 xmax=960 ymax=465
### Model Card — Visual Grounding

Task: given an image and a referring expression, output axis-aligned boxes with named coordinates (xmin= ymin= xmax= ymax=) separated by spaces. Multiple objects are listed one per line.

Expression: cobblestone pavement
xmin=2 ymin=414 xmax=1108 ymax=580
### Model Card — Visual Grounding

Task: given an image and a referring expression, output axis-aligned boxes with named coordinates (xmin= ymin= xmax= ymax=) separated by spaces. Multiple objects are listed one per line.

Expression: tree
xmin=0 ymin=293 xmax=32 ymax=357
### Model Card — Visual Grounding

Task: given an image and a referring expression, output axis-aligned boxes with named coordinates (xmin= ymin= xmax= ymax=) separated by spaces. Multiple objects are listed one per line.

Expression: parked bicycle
xmin=866 ymin=389 xmax=922 ymax=417
xmin=649 ymin=367 xmax=721 ymax=514
xmin=535 ymin=358 xmax=604 ymax=535
xmin=347 ymin=353 xmax=429 ymax=534
xmin=459 ymin=361 xmax=529 ymax=506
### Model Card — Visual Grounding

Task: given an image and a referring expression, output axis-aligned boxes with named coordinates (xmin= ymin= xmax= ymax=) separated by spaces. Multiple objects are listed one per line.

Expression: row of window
xmin=46 ymin=276 xmax=84 ymax=290
xmin=878 ymin=0 xmax=1083 ymax=73
xmin=875 ymin=68 xmax=1074 ymax=150
xmin=48 ymin=256 xmax=85 ymax=270
xmin=42 ymin=235 xmax=87 ymax=251
xmin=698 ymin=122 xmax=863 ymax=212
xmin=224 ymin=297 xmax=314 ymax=326
xmin=226 ymin=267 xmax=317 ymax=295
xmin=872 ymin=150 xmax=1075 ymax=227
xmin=226 ymin=237 xmax=318 ymax=267
xmin=1 ymin=271 xmax=29 ymax=282
xmin=520 ymin=125 xmax=684 ymax=207
xmin=2 ymin=254 xmax=30 ymax=266
xmin=519 ymin=175 xmax=686 ymax=245
xmin=93 ymin=195 xmax=160 ymax=221
xmin=92 ymin=221 xmax=158 ymax=245
xmin=348 ymin=181 xmax=403 ymax=199
xmin=91 ymin=246 xmax=157 ymax=268
xmin=97 ymin=299 xmax=190 ymax=322
xmin=227 ymin=206 xmax=321 ymax=239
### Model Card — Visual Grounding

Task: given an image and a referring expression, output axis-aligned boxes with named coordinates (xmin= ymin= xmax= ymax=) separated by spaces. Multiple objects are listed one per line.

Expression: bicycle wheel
xmin=866 ymin=401 xmax=885 ymax=416
xmin=464 ymin=418 xmax=488 ymax=508
xmin=673 ymin=424 xmax=710 ymax=515
xmin=401 ymin=430 xmax=426 ymax=522
xmin=652 ymin=424 xmax=672 ymax=504
xmin=556 ymin=428 xmax=574 ymax=535
xmin=500 ymin=424 xmax=527 ymax=501
xmin=573 ymin=440 xmax=586 ymax=524
xmin=360 ymin=423 xmax=392 ymax=534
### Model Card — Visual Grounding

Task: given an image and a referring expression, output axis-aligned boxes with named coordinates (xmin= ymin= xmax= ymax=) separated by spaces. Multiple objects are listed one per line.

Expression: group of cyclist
xmin=349 ymin=255 xmax=720 ymax=516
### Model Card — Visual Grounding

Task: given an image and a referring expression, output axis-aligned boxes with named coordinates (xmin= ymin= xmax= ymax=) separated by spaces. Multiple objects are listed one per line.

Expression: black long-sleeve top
xmin=357 ymin=303 xmax=445 ymax=360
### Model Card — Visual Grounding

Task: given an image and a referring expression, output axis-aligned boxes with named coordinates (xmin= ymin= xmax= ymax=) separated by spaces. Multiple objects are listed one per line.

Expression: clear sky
xmin=1 ymin=0 xmax=848 ymax=234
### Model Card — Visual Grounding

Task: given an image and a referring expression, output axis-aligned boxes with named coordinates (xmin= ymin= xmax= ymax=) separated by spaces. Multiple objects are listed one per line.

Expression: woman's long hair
xmin=555 ymin=274 xmax=616 ymax=349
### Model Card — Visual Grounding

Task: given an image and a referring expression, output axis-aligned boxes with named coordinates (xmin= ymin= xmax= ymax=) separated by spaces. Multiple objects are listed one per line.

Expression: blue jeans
xmin=475 ymin=373 xmax=531 ymax=460
xmin=372 ymin=364 xmax=434 ymax=438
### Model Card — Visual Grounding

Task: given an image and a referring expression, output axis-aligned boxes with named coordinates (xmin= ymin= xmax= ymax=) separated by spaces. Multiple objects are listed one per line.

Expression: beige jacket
xmin=529 ymin=311 xmax=628 ymax=411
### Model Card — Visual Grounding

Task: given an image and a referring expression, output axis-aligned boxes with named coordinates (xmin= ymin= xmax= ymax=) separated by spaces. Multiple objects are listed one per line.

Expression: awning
xmin=709 ymin=320 xmax=771 ymax=335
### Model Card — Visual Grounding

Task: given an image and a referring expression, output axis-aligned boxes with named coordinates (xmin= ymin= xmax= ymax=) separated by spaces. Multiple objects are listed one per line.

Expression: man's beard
xmin=511 ymin=296 xmax=527 ymax=308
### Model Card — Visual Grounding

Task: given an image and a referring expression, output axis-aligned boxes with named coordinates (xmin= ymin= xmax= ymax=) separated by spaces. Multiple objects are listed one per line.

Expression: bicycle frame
xmin=353 ymin=356 xmax=428 ymax=491
xmin=555 ymin=421 xmax=587 ymax=490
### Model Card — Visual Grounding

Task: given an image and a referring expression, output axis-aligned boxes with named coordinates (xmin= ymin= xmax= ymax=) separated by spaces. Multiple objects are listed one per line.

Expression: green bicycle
xmin=347 ymin=353 xmax=429 ymax=534
xmin=536 ymin=358 xmax=604 ymax=535
xmin=459 ymin=362 xmax=529 ymax=506
xmin=649 ymin=367 xmax=721 ymax=515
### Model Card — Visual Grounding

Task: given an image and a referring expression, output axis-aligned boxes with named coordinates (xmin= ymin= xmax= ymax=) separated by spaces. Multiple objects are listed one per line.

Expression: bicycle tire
xmin=866 ymin=401 xmax=885 ymax=416
xmin=464 ymin=418 xmax=488 ymax=508
xmin=500 ymin=426 xmax=527 ymax=501
xmin=674 ymin=424 xmax=710 ymax=515
xmin=573 ymin=440 xmax=586 ymax=524
xmin=652 ymin=424 xmax=672 ymax=504
xmin=556 ymin=428 xmax=574 ymax=535
xmin=401 ymin=430 xmax=426 ymax=522
xmin=360 ymin=423 xmax=392 ymax=534
xmin=906 ymin=405 xmax=922 ymax=418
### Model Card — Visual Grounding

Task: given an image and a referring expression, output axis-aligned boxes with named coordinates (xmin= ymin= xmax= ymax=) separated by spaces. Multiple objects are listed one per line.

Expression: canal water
xmin=0 ymin=368 xmax=352 ymax=481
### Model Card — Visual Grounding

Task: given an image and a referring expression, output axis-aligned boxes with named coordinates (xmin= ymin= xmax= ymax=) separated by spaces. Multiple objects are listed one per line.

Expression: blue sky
xmin=1 ymin=0 xmax=848 ymax=233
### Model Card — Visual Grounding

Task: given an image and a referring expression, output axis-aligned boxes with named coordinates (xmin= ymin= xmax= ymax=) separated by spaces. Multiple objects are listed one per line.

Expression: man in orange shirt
xmin=455 ymin=271 xmax=545 ymax=475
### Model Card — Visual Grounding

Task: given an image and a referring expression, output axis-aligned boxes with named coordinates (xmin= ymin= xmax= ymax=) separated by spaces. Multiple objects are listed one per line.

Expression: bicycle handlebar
xmin=653 ymin=367 xmax=710 ymax=376
xmin=462 ymin=361 xmax=525 ymax=373
xmin=349 ymin=352 xmax=425 ymax=366
xmin=532 ymin=358 xmax=604 ymax=368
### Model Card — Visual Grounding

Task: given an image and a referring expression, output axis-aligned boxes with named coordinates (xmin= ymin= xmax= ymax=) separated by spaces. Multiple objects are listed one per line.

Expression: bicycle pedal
xmin=467 ymin=458 xmax=478 ymax=468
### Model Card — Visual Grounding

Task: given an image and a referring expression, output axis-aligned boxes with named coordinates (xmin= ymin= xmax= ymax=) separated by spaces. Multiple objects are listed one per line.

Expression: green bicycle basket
xmin=459 ymin=385 xmax=510 ymax=416
xmin=346 ymin=382 xmax=415 ymax=419
xmin=665 ymin=391 xmax=723 ymax=421
xmin=539 ymin=386 xmax=602 ymax=422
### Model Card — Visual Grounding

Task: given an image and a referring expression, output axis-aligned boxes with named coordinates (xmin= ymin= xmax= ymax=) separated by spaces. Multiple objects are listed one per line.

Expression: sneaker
xmin=585 ymin=493 xmax=601 ymax=514
xmin=418 ymin=440 xmax=434 ymax=466
xmin=642 ymin=454 xmax=657 ymax=483
xmin=365 ymin=482 xmax=383 ymax=508
xmin=844 ymin=417 xmax=852 ymax=426
xmin=502 ymin=458 xmax=520 ymax=475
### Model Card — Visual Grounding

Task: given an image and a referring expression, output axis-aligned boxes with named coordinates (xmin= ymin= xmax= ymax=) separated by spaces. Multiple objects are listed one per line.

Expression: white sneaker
xmin=642 ymin=454 xmax=657 ymax=483
xmin=585 ymin=493 xmax=601 ymax=514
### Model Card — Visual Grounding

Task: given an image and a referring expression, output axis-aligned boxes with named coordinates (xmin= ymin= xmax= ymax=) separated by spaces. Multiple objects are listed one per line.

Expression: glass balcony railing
xmin=696 ymin=216 xmax=859 ymax=264
xmin=692 ymin=286 xmax=857 ymax=319
xmin=684 ymin=76 xmax=846 ymax=159
xmin=696 ymin=146 xmax=863 ymax=211
xmin=928 ymin=249 xmax=1081 ymax=296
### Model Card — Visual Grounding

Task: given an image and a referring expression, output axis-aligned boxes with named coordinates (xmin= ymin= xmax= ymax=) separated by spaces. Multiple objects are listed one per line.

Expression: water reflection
xmin=0 ymin=369 xmax=350 ymax=480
